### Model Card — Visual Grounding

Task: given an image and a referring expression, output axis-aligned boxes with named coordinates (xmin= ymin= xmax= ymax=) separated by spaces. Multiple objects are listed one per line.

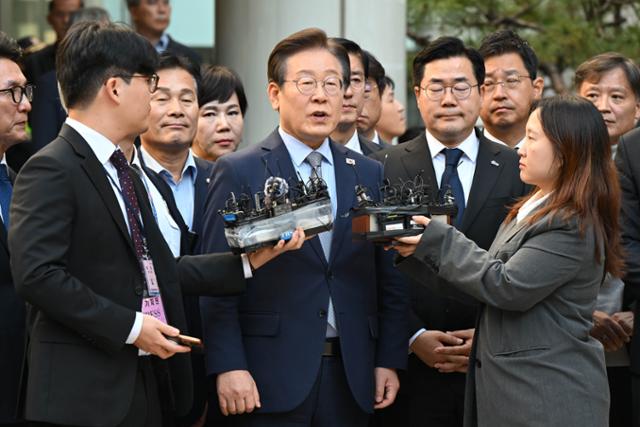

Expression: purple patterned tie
xmin=110 ymin=150 xmax=145 ymax=259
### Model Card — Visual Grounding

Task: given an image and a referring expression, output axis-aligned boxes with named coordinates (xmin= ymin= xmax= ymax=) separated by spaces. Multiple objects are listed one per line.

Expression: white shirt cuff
xmin=409 ymin=328 xmax=427 ymax=352
xmin=241 ymin=253 xmax=253 ymax=279
xmin=126 ymin=312 xmax=144 ymax=344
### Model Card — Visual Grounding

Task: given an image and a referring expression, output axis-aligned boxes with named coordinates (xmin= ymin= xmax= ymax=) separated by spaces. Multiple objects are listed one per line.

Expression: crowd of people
xmin=1 ymin=1 xmax=640 ymax=427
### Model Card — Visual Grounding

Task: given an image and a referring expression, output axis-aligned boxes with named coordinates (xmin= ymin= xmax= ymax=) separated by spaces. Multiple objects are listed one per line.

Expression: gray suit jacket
xmin=398 ymin=211 xmax=609 ymax=427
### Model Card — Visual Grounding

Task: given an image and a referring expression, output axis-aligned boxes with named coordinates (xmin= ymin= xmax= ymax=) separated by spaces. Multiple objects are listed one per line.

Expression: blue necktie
xmin=440 ymin=148 xmax=465 ymax=227
xmin=0 ymin=165 xmax=12 ymax=230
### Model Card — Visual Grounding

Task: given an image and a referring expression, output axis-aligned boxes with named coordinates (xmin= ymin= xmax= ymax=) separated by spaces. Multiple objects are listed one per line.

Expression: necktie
xmin=440 ymin=148 xmax=465 ymax=227
xmin=110 ymin=150 xmax=146 ymax=259
xmin=304 ymin=151 xmax=338 ymax=337
xmin=0 ymin=165 xmax=12 ymax=230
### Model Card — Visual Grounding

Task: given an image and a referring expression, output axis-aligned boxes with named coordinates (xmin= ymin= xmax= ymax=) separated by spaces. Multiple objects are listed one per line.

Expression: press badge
xmin=141 ymin=258 xmax=160 ymax=296
xmin=142 ymin=295 xmax=168 ymax=324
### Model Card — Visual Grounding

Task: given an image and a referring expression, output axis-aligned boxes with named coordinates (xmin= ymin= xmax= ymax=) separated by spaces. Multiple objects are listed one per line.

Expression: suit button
xmin=326 ymin=270 xmax=334 ymax=280
xmin=318 ymin=309 xmax=327 ymax=318
xmin=135 ymin=286 xmax=143 ymax=296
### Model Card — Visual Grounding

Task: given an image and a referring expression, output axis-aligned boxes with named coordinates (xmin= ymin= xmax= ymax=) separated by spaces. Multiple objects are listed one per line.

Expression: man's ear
xmin=532 ymin=77 xmax=544 ymax=101
xmin=104 ymin=77 xmax=122 ymax=105
xmin=267 ymin=81 xmax=281 ymax=112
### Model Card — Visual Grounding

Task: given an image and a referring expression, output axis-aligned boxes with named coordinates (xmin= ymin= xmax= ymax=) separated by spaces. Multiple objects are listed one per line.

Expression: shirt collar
xmin=483 ymin=128 xmax=524 ymax=150
xmin=371 ymin=130 xmax=380 ymax=145
xmin=425 ymin=128 xmax=479 ymax=164
xmin=517 ymin=191 xmax=551 ymax=223
xmin=278 ymin=127 xmax=334 ymax=167
xmin=155 ymin=33 xmax=170 ymax=53
xmin=65 ymin=117 xmax=119 ymax=166
xmin=140 ymin=145 xmax=198 ymax=182
xmin=343 ymin=130 xmax=362 ymax=155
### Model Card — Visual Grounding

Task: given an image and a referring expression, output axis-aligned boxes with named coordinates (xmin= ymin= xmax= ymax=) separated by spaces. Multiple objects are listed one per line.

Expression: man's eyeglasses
xmin=482 ymin=75 xmax=531 ymax=93
xmin=115 ymin=73 xmax=159 ymax=93
xmin=418 ymin=82 xmax=479 ymax=101
xmin=0 ymin=84 xmax=35 ymax=104
xmin=283 ymin=76 xmax=344 ymax=96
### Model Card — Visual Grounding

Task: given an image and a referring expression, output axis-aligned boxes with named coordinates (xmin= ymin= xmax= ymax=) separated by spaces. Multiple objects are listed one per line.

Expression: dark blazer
xmin=0 ymin=167 xmax=25 ymax=424
xmin=23 ymin=44 xmax=56 ymax=84
xmin=29 ymin=70 xmax=67 ymax=154
xmin=616 ymin=129 xmax=640 ymax=374
xmin=200 ymin=129 xmax=408 ymax=414
xmin=370 ymin=129 xmax=527 ymax=424
xmin=166 ymin=36 xmax=202 ymax=66
xmin=8 ymin=124 xmax=247 ymax=426
xmin=358 ymin=134 xmax=383 ymax=156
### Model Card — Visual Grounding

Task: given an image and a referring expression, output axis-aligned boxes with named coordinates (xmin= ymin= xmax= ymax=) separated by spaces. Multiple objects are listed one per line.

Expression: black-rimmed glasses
xmin=115 ymin=73 xmax=159 ymax=93
xmin=0 ymin=84 xmax=34 ymax=104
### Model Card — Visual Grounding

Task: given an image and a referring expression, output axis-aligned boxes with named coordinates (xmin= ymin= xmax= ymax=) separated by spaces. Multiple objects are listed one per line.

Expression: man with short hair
xmin=357 ymin=51 xmax=388 ymax=146
xmin=9 ymin=21 xmax=299 ymax=426
xmin=0 ymin=31 xmax=31 ymax=427
xmin=328 ymin=38 xmax=380 ymax=156
xmin=576 ymin=52 xmax=640 ymax=427
xmin=478 ymin=30 xmax=544 ymax=149
xmin=23 ymin=0 xmax=83 ymax=84
xmin=201 ymin=28 xmax=408 ymax=426
xmin=375 ymin=76 xmax=407 ymax=144
xmin=127 ymin=0 xmax=201 ymax=66
xmin=371 ymin=36 xmax=527 ymax=427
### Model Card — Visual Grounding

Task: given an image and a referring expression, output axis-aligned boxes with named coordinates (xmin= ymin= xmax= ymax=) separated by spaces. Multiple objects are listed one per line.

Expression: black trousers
xmin=207 ymin=355 xmax=369 ymax=427
xmin=608 ymin=366 xmax=632 ymax=427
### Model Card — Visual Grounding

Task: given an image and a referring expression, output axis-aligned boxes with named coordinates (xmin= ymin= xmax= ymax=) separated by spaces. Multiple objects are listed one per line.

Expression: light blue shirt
xmin=140 ymin=146 xmax=198 ymax=231
xmin=155 ymin=33 xmax=170 ymax=53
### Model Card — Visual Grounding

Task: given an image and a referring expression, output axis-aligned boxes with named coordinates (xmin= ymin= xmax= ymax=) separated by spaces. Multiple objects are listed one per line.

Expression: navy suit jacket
xmin=200 ymin=129 xmax=408 ymax=413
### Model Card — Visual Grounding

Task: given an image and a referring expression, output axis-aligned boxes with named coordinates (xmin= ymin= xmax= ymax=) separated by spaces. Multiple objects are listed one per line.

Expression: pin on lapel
xmin=491 ymin=160 xmax=500 ymax=167
xmin=346 ymin=158 xmax=356 ymax=165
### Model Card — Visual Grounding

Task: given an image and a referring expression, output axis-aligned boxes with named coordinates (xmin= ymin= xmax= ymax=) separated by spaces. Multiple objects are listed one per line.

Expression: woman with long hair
xmin=392 ymin=95 xmax=622 ymax=426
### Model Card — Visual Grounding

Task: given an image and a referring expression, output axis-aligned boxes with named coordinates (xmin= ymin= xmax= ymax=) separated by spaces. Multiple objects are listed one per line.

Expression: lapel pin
xmin=346 ymin=158 xmax=356 ymax=165
xmin=491 ymin=160 xmax=500 ymax=167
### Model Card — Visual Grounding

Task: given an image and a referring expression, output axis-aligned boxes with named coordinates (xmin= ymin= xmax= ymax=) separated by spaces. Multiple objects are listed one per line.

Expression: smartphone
xmin=167 ymin=334 xmax=203 ymax=350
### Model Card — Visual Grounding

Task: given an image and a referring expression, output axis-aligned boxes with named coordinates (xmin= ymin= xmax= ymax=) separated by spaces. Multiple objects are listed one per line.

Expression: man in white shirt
xmin=478 ymin=30 xmax=543 ymax=150
xmin=371 ymin=36 xmax=527 ymax=427
xmin=329 ymin=38 xmax=381 ymax=156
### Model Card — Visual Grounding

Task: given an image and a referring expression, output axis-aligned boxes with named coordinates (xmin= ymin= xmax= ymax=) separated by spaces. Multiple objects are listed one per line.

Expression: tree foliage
xmin=407 ymin=0 xmax=640 ymax=94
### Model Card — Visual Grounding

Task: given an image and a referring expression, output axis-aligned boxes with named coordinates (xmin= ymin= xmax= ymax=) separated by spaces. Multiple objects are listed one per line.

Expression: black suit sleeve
xmin=616 ymin=138 xmax=640 ymax=300
xmin=176 ymin=253 xmax=245 ymax=297
xmin=9 ymin=153 xmax=135 ymax=355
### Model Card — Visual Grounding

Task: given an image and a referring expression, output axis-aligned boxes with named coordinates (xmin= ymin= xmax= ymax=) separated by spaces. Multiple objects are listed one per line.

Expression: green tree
xmin=407 ymin=0 xmax=640 ymax=94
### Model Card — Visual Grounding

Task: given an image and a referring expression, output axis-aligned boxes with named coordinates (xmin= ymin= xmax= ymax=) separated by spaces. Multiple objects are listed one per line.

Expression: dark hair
xmin=506 ymin=95 xmax=623 ymax=276
xmin=412 ymin=36 xmax=484 ymax=89
xmin=478 ymin=30 xmax=538 ymax=78
xmin=0 ymin=32 xmax=22 ymax=63
xmin=383 ymin=75 xmax=395 ymax=91
xmin=267 ymin=28 xmax=350 ymax=89
xmin=574 ymin=52 xmax=640 ymax=100
xmin=364 ymin=50 xmax=386 ymax=97
xmin=329 ymin=37 xmax=369 ymax=79
xmin=56 ymin=21 xmax=158 ymax=108
xmin=157 ymin=52 xmax=201 ymax=87
xmin=125 ymin=0 xmax=141 ymax=7
xmin=49 ymin=0 xmax=84 ymax=13
xmin=198 ymin=65 xmax=247 ymax=116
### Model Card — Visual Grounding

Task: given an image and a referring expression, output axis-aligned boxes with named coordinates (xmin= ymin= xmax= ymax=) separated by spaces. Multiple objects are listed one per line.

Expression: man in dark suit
xmin=357 ymin=51 xmax=390 ymax=147
xmin=8 ymin=21 xmax=301 ymax=426
xmin=0 ymin=31 xmax=32 ymax=427
xmin=137 ymin=52 xmax=213 ymax=425
xmin=615 ymin=129 xmax=640 ymax=427
xmin=329 ymin=38 xmax=381 ymax=156
xmin=371 ymin=36 xmax=527 ymax=427
xmin=200 ymin=28 xmax=408 ymax=426
xmin=127 ymin=0 xmax=201 ymax=66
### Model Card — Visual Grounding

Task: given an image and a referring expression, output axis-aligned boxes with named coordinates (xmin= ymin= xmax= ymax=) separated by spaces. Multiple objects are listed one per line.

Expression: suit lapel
xmin=328 ymin=142 xmax=357 ymax=266
xmin=193 ymin=157 xmax=213 ymax=233
xmin=459 ymin=133 xmax=503 ymax=233
xmin=261 ymin=130 xmax=327 ymax=266
xmin=59 ymin=124 xmax=135 ymax=255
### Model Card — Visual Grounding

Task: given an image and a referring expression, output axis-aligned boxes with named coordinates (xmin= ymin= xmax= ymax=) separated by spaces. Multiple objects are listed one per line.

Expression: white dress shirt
xmin=483 ymin=128 xmax=524 ymax=150
xmin=343 ymin=130 xmax=363 ymax=155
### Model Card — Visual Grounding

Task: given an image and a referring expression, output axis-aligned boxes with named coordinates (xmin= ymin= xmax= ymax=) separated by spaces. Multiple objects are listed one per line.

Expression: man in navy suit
xmin=0 ymin=31 xmax=31 ymax=427
xmin=200 ymin=28 xmax=408 ymax=426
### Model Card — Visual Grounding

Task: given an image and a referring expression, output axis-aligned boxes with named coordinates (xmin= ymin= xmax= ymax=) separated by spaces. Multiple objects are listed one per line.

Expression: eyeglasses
xmin=116 ymin=73 xmax=159 ymax=93
xmin=482 ymin=75 xmax=531 ymax=93
xmin=0 ymin=84 xmax=35 ymax=104
xmin=283 ymin=76 xmax=343 ymax=96
xmin=419 ymin=82 xmax=479 ymax=101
